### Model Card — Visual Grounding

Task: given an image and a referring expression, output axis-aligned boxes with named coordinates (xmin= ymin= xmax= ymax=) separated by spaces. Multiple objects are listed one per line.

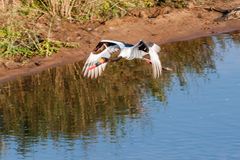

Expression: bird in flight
xmin=82 ymin=40 xmax=162 ymax=79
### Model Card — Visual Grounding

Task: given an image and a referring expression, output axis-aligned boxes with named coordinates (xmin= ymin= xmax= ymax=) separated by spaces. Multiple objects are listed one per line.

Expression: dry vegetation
xmin=0 ymin=0 xmax=205 ymax=58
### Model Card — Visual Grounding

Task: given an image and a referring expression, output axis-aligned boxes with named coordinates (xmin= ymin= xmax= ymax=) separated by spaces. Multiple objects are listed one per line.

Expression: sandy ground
xmin=0 ymin=0 xmax=240 ymax=84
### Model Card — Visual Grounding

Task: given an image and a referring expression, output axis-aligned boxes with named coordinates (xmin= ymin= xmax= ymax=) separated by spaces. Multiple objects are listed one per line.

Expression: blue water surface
xmin=0 ymin=33 xmax=240 ymax=160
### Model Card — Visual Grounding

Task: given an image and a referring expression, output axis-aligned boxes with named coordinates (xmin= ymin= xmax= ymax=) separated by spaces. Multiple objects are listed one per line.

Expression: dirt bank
xmin=0 ymin=0 xmax=240 ymax=84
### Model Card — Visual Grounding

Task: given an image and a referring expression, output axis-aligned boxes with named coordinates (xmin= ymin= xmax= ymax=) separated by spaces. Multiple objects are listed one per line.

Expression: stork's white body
xmin=83 ymin=40 xmax=162 ymax=78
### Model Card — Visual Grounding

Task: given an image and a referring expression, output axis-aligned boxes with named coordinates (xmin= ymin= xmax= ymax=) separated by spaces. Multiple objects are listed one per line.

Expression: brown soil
xmin=0 ymin=0 xmax=240 ymax=84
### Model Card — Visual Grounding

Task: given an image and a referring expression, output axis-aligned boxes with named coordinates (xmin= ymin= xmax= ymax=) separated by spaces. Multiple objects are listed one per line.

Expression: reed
xmin=22 ymin=0 xmax=155 ymax=20
xmin=32 ymin=0 xmax=77 ymax=18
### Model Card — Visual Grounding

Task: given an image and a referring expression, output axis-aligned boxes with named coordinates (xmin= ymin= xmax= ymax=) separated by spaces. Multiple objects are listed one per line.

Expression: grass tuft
xmin=0 ymin=22 xmax=62 ymax=58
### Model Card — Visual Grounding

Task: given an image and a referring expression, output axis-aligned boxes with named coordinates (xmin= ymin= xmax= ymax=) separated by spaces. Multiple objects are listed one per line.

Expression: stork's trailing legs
xmin=143 ymin=58 xmax=172 ymax=71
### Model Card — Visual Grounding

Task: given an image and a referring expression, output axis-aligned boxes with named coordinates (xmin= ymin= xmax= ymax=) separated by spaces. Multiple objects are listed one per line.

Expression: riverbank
xmin=0 ymin=0 xmax=240 ymax=84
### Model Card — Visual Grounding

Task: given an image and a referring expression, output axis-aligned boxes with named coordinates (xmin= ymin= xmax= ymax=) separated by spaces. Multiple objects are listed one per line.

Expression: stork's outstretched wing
xmin=83 ymin=46 xmax=118 ymax=78
xmin=128 ymin=41 xmax=162 ymax=78
xmin=127 ymin=40 xmax=149 ymax=60
xmin=148 ymin=43 xmax=162 ymax=78
xmin=100 ymin=40 xmax=126 ymax=49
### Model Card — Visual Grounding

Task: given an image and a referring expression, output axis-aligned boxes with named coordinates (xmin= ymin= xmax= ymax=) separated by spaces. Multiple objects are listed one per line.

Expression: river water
xmin=0 ymin=32 xmax=240 ymax=160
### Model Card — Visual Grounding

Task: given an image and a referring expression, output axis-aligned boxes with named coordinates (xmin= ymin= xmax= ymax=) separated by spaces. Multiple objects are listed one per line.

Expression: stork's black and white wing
xmin=100 ymin=39 xmax=126 ymax=49
xmin=127 ymin=41 xmax=147 ymax=60
xmin=83 ymin=45 xmax=118 ymax=78
xmin=83 ymin=39 xmax=127 ymax=78
xmin=123 ymin=40 xmax=162 ymax=78
xmin=148 ymin=43 xmax=162 ymax=78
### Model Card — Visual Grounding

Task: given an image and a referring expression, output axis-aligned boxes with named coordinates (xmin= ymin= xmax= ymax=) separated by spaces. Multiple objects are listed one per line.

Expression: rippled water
xmin=1 ymin=32 xmax=240 ymax=160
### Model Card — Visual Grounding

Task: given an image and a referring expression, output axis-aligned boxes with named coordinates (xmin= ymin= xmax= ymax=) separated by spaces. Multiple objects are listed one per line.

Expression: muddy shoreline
xmin=0 ymin=1 xmax=240 ymax=84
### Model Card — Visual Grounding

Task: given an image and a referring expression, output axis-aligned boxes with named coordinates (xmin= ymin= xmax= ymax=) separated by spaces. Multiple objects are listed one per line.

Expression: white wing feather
xmin=83 ymin=40 xmax=124 ymax=79
xmin=131 ymin=43 xmax=147 ymax=59
xmin=120 ymin=41 xmax=146 ymax=60
xmin=101 ymin=40 xmax=125 ymax=49
xmin=83 ymin=46 xmax=116 ymax=78
xmin=120 ymin=41 xmax=162 ymax=78
xmin=148 ymin=43 xmax=162 ymax=78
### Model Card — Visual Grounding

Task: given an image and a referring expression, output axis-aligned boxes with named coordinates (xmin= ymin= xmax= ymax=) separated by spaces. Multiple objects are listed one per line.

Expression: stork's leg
xmin=162 ymin=67 xmax=173 ymax=71
xmin=143 ymin=58 xmax=173 ymax=71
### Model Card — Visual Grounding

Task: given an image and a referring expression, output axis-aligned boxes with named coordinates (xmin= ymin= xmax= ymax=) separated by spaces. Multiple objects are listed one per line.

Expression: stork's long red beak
xmin=87 ymin=57 xmax=110 ymax=71
xmin=87 ymin=65 xmax=97 ymax=71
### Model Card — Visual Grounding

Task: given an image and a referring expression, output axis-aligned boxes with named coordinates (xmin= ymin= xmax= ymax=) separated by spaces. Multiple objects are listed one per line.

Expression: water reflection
xmin=0 ymin=32 xmax=240 ymax=159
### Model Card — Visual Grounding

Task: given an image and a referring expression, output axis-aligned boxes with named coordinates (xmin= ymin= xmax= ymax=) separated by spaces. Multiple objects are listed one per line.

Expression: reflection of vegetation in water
xmin=1 ymin=34 xmax=239 ymax=155
xmin=214 ymin=32 xmax=240 ymax=51
xmin=162 ymin=38 xmax=216 ymax=86
xmin=230 ymin=32 xmax=240 ymax=44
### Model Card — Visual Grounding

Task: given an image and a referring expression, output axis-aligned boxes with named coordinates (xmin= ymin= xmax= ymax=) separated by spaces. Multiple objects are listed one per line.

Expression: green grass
xmin=0 ymin=6 xmax=75 ymax=58
xmin=0 ymin=25 xmax=63 ymax=58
